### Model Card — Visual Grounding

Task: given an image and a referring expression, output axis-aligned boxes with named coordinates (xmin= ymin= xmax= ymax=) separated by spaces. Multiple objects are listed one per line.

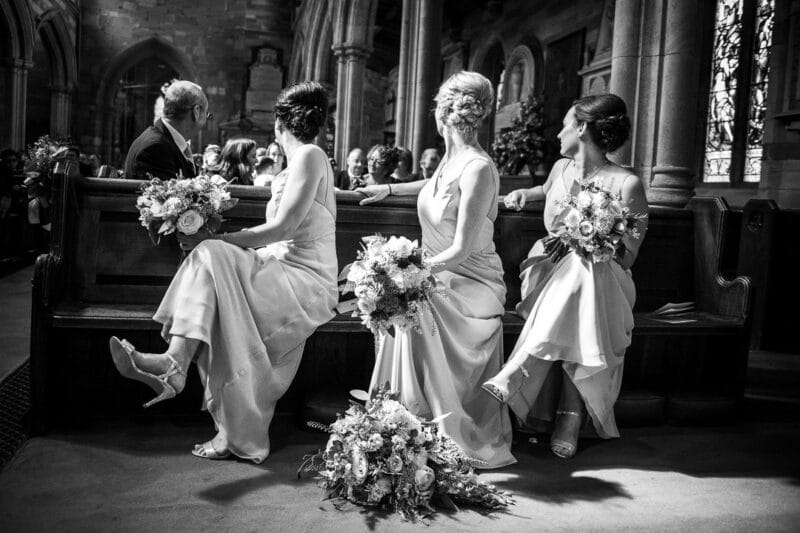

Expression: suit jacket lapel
xmin=154 ymin=119 xmax=195 ymax=177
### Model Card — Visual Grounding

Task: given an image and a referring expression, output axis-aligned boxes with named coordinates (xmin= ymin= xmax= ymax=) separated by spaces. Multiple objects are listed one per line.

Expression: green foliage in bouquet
xmin=298 ymin=385 xmax=513 ymax=522
xmin=490 ymin=92 xmax=548 ymax=176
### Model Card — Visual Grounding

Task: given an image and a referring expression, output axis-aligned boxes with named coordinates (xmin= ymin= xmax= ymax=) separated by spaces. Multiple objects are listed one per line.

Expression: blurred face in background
xmin=346 ymin=149 xmax=366 ymax=177
xmin=255 ymin=147 xmax=268 ymax=166
xmin=267 ymin=143 xmax=284 ymax=168
xmin=419 ymin=149 xmax=441 ymax=179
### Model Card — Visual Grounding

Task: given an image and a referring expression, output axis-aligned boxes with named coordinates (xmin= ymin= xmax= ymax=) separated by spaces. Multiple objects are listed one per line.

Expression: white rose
xmin=576 ymin=191 xmax=593 ymax=210
xmin=163 ymin=197 xmax=184 ymax=217
xmin=562 ymin=207 xmax=582 ymax=230
xmin=149 ymin=201 xmax=165 ymax=218
xmin=578 ymin=220 xmax=596 ymax=238
xmin=607 ymin=200 xmax=623 ymax=217
xmin=176 ymin=209 xmax=204 ymax=235
xmin=385 ymin=236 xmax=417 ymax=258
xmin=592 ymin=192 xmax=610 ymax=210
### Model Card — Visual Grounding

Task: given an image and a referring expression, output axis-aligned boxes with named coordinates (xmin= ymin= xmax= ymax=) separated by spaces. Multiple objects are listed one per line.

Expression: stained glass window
xmin=703 ymin=0 xmax=775 ymax=185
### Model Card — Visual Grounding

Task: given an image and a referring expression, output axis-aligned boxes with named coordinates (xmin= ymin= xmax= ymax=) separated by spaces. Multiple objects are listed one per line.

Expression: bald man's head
xmin=346 ymin=148 xmax=366 ymax=177
xmin=162 ymin=81 xmax=208 ymax=121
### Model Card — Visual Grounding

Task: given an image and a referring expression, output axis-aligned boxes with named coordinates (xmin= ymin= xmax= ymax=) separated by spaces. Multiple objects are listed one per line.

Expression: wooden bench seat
xmin=30 ymin=171 xmax=759 ymax=432
xmin=50 ymin=303 xmax=746 ymax=336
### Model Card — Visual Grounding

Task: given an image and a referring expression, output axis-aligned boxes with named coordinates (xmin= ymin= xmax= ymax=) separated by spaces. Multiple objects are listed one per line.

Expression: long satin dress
xmin=369 ymin=150 xmax=516 ymax=469
xmin=493 ymin=158 xmax=644 ymax=439
xmin=153 ymin=145 xmax=338 ymax=463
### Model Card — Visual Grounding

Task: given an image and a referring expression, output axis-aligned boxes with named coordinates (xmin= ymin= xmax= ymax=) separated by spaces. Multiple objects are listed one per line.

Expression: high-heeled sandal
xmin=481 ymin=381 xmax=508 ymax=403
xmin=192 ymin=441 xmax=231 ymax=460
xmin=109 ymin=336 xmax=186 ymax=408
xmin=550 ymin=410 xmax=583 ymax=459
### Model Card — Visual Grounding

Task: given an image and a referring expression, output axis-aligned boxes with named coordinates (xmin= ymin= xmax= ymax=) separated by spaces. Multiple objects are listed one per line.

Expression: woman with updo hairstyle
xmin=357 ymin=71 xmax=516 ymax=468
xmin=482 ymin=93 xmax=649 ymax=459
xmin=364 ymin=144 xmax=400 ymax=185
xmin=219 ymin=138 xmax=257 ymax=185
xmin=109 ymin=81 xmax=338 ymax=464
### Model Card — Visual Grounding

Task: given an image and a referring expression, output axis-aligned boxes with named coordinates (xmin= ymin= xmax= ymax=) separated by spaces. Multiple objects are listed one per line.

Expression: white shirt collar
xmin=161 ymin=119 xmax=192 ymax=159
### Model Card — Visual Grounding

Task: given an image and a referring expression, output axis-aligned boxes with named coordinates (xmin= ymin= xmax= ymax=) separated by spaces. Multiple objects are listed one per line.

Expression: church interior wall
xmin=74 ymin=0 xmax=294 ymax=165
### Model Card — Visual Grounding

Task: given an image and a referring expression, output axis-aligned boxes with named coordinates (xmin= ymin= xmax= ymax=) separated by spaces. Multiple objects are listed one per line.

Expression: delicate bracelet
xmin=387 ymin=184 xmax=392 ymax=196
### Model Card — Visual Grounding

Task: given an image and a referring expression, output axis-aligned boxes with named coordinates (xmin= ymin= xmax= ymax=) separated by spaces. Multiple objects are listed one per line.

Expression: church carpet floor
xmin=0 ymin=413 xmax=798 ymax=532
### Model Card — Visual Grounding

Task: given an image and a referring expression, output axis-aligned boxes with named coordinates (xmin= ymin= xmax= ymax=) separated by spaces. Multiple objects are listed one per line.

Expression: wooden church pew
xmin=29 ymin=171 xmax=756 ymax=432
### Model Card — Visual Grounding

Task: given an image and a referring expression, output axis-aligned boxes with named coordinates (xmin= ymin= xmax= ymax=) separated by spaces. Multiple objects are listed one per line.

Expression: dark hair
xmin=572 ymin=94 xmax=631 ymax=153
xmin=396 ymin=147 xmax=413 ymax=171
xmin=274 ymin=82 xmax=328 ymax=142
xmin=220 ymin=138 xmax=257 ymax=185
xmin=367 ymin=145 xmax=400 ymax=174
xmin=254 ymin=157 xmax=274 ymax=174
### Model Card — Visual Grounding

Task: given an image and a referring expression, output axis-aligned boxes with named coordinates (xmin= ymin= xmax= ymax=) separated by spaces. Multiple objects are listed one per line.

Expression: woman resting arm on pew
xmin=109 ymin=82 xmax=339 ymax=464
xmin=482 ymin=93 xmax=649 ymax=459
xmin=356 ymin=72 xmax=517 ymax=468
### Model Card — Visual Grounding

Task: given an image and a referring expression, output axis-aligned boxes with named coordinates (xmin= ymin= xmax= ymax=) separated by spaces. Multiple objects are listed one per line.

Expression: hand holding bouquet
xmin=546 ymin=182 xmax=644 ymax=264
xmin=299 ymin=385 xmax=513 ymax=522
xmin=136 ymin=174 xmax=238 ymax=246
xmin=339 ymin=235 xmax=443 ymax=335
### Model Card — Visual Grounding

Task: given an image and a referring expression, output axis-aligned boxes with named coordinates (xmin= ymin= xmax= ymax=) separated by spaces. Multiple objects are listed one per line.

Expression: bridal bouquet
xmin=136 ymin=174 xmax=238 ymax=245
xmin=299 ymin=385 xmax=513 ymax=522
xmin=546 ymin=182 xmax=644 ymax=264
xmin=339 ymin=235 xmax=442 ymax=334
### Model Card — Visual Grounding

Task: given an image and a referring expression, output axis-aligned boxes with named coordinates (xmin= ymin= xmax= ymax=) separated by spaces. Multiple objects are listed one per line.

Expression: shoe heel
xmin=143 ymin=383 xmax=177 ymax=408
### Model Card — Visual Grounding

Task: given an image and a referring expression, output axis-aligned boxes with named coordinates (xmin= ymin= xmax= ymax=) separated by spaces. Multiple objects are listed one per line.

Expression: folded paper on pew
xmin=652 ymin=301 xmax=695 ymax=316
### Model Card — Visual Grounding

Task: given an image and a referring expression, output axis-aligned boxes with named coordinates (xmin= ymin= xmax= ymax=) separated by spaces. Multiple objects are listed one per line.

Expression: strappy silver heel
xmin=109 ymin=336 xmax=186 ymax=408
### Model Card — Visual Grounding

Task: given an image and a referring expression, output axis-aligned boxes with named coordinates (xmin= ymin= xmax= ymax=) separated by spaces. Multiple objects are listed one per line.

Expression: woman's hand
xmin=503 ymin=189 xmax=527 ymax=210
xmin=176 ymin=230 xmax=217 ymax=251
xmin=356 ymin=184 xmax=391 ymax=205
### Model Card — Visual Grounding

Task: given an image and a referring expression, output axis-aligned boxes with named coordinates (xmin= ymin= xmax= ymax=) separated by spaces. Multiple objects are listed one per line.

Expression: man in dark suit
xmin=124 ymin=80 xmax=211 ymax=180
xmin=334 ymin=147 xmax=367 ymax=190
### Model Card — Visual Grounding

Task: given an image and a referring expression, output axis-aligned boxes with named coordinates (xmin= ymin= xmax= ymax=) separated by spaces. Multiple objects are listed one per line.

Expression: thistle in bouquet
xmin=135 ymin=173 xmax=238 ymax=247
xmin=545 ymin=181 xmax=645 ymax=264
xmin=339 ymin=235 xmax=444 ymax=335
xmin=298 ymin=385 xmax=513 ymax=522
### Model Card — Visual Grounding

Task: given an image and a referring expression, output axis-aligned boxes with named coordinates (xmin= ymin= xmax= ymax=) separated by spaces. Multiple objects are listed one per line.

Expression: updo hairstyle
xmin=274 ymin=81 xmax=328 ymax=142
xmin=572 ymin=94 xmax=631 ymax=153
xmin=434 ymin=71 xmax=494 ymax=134
xmin=367 ymin=144 xmax=401 ymax=171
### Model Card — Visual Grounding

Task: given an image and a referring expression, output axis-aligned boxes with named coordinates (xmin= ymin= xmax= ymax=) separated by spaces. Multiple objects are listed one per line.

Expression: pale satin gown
xmin=369 ymin=150 xmax=516 ymax=469
xmin=494 ymin=158 xmax=644 ymax=439
xmin=154 ymin=145 xmax=338 ymax=463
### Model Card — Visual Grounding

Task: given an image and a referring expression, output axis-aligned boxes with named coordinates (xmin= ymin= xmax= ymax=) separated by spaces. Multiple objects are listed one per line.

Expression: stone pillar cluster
xmin=394 ymin=0 xmax=443 ymax=167
xmin=7 ymin=59 xmax=33 ymax=150
xmin=610 ymin=0 xmax=704 ymax=207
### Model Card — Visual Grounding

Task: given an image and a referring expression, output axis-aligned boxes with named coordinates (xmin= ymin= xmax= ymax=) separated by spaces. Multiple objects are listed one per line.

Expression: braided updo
xmin=274 ymin=81 xmax=328 ymax=142
xmin=572 ymin=94 xmax=631 ymax=153
xmin=434 ymin=71 xmax=494 ymax=135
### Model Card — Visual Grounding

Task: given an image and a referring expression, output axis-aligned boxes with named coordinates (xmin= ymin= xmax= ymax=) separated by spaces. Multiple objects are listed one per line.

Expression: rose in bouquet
xmin=339 ymin=235 xmax=443 ymax=335
xmin=298 ymin=385 xmax=513 ymax=522
xmin=136 ymin=173 xmax=238 ymax=245
xmin=545 ymin=181 xmax=645 ymax=264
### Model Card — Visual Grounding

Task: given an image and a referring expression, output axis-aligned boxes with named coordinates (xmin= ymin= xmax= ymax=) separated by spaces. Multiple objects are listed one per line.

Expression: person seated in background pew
xmin=364 ymin=144 xmax=400 ymax=186
xmin=334 ymin=147 xmax=367 ymax=190
xmin=390 ymin=147 xmax=420 ymax=183
xmin=418 ymin=148 xmax=441 ymax=180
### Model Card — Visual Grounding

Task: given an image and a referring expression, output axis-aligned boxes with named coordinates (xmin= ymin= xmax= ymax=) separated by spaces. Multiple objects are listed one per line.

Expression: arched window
xmin=113 ymin=59 xmax=180 ymax=163
xmin=703 ymin=0 xmax=775 ymax=184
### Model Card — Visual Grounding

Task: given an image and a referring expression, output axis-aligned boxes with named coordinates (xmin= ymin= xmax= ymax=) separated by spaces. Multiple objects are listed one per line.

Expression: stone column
xmin=410 ymin=0 xmax=443 ymax=166
xmin=394 ymin=0 xmax=416 ymax=148
xmin=50 ymin=85 xmax=73 ymax=139
xmin=649 ymin=0 xmax=701 ymax=207
xmin=8 ymin=59 xmax=33 ymax=150
xmin=610 ymin=0 xmax=703 ymax=207
xmin=332 ymin=44 xmax=370 ymax=166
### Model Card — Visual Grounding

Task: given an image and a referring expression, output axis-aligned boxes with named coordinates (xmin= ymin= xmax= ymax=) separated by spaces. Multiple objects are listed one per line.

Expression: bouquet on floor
xmin=339 ymin=235 xmax=443 ymax=335
xmin=298 ymin=385 xmax=513 ymax=522
xmin=135 ymin=173 xmax=238 ymax=245
xmin=546 ymin=181 xmax=644 ymax=264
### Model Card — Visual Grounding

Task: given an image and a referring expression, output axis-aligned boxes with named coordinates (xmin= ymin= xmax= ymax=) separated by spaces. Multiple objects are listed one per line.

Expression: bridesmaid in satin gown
xmin=482 ymin=94 xmax=649 ymax=459
xmin=358 ymin=71 xmax=516 ymax=468
xmin=109 ymin=82 xmax=338 ymax=463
